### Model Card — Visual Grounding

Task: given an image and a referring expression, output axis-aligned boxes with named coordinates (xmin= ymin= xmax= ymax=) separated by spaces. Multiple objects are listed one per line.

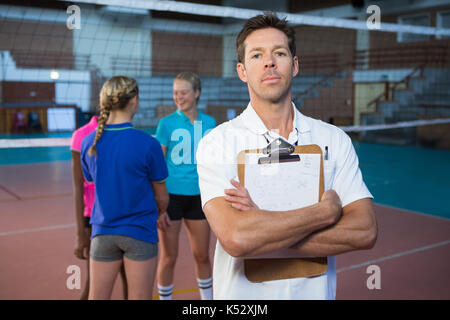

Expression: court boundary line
xmin=337 ymin=239 xmax=450 ymax=273
xmin=0 ymin=192 xmax=73 ymax=203
xmin=0 ymin=223 xmax=75 ymax=237
xmin=0 ymin=184 xmax=21 ymax=200
xmin=0 ymin=160 xmax=71 ymax=167
xmin=152 ymin=288 xmax=200 ymax=300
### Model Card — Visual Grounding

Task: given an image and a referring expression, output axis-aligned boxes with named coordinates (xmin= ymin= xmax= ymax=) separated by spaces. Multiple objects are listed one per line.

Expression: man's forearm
xmin=243 ymin=217 xmax=355 ymax=259
xmin=245 ymin=198 xmax=377 ymax=259
xmin=205 ymin=193 xmax=341 ymax=258
xmin=290 ymin=198 xmax=377 ymax=257
xmin=238 ymin=206 xmax=334 ymax=257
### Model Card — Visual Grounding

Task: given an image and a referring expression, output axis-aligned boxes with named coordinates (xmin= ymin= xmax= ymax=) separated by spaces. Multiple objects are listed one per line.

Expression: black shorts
xmin=84 ymin=217 xmax=91 ymax=228
xmin=167 ymin=194 xmax=205 ymax=221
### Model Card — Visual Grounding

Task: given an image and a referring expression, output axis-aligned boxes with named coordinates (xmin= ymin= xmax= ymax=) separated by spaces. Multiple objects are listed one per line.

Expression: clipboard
xmin=237 ymin=139 xmax=328 ymax=282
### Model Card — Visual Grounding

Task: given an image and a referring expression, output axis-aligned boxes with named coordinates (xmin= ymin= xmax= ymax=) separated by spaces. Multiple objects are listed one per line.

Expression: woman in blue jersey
xmin=81 ymin=76 xmax=170 ymax=300
xmin=155 ymin=72 xmax=216 ymax=300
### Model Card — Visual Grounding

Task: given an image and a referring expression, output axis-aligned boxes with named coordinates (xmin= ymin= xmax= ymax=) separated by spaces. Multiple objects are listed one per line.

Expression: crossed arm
xmin=203 ymin=179 xmax=377 ymax=258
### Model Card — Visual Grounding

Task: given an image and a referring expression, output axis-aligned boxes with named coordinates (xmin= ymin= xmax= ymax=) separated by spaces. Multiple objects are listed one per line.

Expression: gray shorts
xmin=90 ymin=235 xmax=158 ymax=262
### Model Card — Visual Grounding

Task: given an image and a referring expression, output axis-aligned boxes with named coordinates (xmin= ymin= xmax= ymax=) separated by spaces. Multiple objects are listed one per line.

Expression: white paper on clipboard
xmin=242 ymin=152 xmax=322 ymax=260
xmin=244 ymin=153 xmax=321 ymax=212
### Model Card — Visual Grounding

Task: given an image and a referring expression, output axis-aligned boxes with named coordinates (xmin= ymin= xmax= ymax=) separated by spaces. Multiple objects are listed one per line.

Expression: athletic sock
xmin=157 ymin=283 xmax=174 ymax=300
xmin=197 ymin=277 xmax=213 ymax=300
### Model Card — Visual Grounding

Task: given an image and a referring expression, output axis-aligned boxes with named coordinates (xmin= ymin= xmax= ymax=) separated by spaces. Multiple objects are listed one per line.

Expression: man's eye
xmin=276 ymin=52 xmax=286 ymax=56
xmin=252 ymin=53 xmax=261 ymax=59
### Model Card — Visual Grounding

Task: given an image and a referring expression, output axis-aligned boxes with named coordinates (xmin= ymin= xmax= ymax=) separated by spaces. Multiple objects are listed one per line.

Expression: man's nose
xmin=264 ymin=54 xmax=276 ymax=69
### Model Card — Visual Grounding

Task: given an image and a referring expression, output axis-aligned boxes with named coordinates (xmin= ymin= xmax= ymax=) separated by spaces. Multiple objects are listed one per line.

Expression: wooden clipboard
xmin=237 ymin=144 xmax=328 ymax=282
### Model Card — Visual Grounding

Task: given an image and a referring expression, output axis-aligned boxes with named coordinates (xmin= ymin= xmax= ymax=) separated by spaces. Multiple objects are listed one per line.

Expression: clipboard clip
xmin=259 ymin=138 xmax=300 ymax=164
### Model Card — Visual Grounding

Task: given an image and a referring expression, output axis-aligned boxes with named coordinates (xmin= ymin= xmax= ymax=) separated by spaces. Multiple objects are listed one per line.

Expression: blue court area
xmin=1 ymin=133 xmax=449 ymax=219
xmin=0 ymin=129 xmax=156 ymax=165
xmin=0 ymin=132 xmax=73 ymax=165
xmin=354 ymin=142 xmax=450 ymax=219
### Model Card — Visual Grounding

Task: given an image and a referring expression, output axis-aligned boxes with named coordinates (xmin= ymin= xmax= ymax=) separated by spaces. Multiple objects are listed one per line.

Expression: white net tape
xmin=339 ymin=118 xmax=450 ymax=132
xmin=1 ymin=118 xmax=449 ymax=148
xmin=67 ymin=0 xmax=450 ymax=36
xmin=0 ymin=138 xmax=72 ymax=148
xmin=1 ymin=1 xmax=449 ymax=149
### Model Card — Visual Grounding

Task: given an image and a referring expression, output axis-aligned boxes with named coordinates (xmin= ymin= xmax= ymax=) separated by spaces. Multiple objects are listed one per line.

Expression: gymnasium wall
xmin=151 ymin=31 xmax=223 ymax=77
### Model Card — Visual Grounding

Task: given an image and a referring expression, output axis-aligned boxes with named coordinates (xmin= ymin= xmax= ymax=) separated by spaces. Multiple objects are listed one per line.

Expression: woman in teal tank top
xmin=155 ymin=72 xmax=216 ymax=300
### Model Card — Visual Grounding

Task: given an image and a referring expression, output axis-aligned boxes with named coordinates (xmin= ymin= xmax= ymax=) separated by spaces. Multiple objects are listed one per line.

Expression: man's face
xmin=237 ymin=27 xmax=298 ymax=104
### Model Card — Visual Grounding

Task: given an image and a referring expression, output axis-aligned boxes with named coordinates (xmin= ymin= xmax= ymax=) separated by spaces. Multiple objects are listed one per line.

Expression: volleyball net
xmin=1 ymin=0 xmax=450 ymax=150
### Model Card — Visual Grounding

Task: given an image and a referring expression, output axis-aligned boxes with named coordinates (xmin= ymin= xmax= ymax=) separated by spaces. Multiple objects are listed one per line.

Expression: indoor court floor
xmin=0 ymin=139 xmax=449 ymax=300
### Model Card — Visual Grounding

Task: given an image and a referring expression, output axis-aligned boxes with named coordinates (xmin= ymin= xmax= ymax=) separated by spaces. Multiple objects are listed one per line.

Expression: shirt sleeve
xmin=70 ymin=128 xmax=82 ymax=152
xmin=332 ymin=130 xmax=373 ymax=207
xmin=155 ymin=118 xmax=169 ymax=147
xmin=147 ymin=138 xmax=169 ymax=182
xmin=196 ymin=131 xmax=235 ymax=208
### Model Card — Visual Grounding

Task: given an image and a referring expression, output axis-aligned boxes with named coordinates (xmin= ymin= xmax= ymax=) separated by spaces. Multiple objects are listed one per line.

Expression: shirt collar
xmin=240 ymin=102 xmax=310 ymax=136
xmin=176 ymin=109 xmax=189 ymax=122
xmin=294 ymin=105 xmax=311 ymax=134
xmin=176 ymin=109 xmax=202 ymax=122
xmin=104 ymin=122 xmax=133 ymax=130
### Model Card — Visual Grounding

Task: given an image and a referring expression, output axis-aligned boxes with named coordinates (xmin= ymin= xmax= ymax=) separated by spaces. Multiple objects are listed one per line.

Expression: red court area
xmin=0 ymin=161 xmax=449 ymax=300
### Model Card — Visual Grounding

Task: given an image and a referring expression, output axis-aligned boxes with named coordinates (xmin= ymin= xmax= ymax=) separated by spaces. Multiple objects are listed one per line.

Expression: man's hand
xmin=320 ymin=189 xmax=342 ymax=224
xmin=225 ymin=179 xmax=341 ymax=223
xmin=224 ymin=179 xmax=259 ymax=211
xmin=157 ymin=211 xmax=171 ymax=231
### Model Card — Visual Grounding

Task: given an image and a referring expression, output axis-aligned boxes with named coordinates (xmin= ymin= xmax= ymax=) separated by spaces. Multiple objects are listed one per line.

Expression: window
xmin=397 ymin=13 xmax=430 ymax=42
xmin=437 ymin=10 xmax=450 ymax=39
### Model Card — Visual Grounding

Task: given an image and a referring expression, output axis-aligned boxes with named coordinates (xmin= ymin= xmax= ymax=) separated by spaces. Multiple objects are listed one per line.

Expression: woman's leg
xmin=184 ymin=219 xmax=211 ymax=278
xmin=184 ymin=218 xmax=212 ymax=299
xmin=88 ymin=258 xmax=122 ymax=300
xmin=156 ymin=220 xmax=182 ymax=299
xmin=123 ymin=256 xmax=157 ymax=300
xmin=119 ymin=264 xmax=128 ymax=300
xmin=80 ymin=227 xmax=91 ymax=300
xmin=80 ymin=257 xmax=90 ymax=300
xmin=88 ymin=235 xmax=124 ymax=300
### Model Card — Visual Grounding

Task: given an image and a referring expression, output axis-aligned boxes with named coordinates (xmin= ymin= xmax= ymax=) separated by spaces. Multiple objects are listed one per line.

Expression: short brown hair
xmin=236 ymin=12 xmax=296 ymax=63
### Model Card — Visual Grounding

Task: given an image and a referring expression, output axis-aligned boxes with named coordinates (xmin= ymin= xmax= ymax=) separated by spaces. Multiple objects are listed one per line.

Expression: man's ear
xmin=236 ymin=62 xmax=248 ymax=83
xmin=292 ymin=56 xmax=299 ymax=78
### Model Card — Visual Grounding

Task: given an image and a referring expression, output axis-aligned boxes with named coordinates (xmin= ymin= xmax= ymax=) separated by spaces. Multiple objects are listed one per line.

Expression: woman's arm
xmin=71 ymin=151 xmax=89 ymax=259
xmin=161 ymin=145 xmax=167 ymax=157
xmin=152 ymin=180 xmax=170 ymax=230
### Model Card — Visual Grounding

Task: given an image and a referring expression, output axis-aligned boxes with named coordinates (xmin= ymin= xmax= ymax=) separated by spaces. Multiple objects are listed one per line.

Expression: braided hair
xmin=88 ymin=76 xmax=139 ymax=156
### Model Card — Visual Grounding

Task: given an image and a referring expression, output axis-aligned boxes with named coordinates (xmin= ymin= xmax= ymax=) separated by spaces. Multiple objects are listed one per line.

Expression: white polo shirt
xmin=196 ymin=102 xmax=373 ymax=300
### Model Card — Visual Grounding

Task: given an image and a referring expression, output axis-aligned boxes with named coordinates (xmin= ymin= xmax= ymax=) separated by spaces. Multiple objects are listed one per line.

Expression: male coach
xmin=196 ymin=12 xmax=377 ymax=300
